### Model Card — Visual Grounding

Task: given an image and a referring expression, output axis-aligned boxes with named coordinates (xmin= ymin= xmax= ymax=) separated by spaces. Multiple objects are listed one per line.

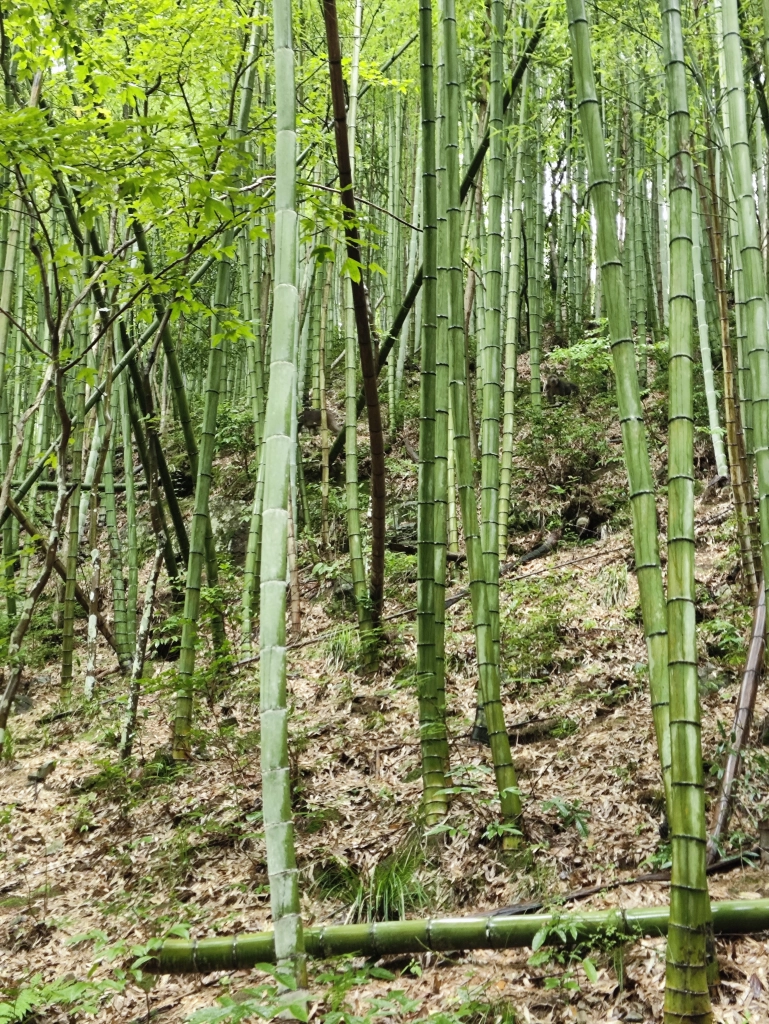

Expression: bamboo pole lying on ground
xmin=154 ymin=899 xmax=769 ymax=974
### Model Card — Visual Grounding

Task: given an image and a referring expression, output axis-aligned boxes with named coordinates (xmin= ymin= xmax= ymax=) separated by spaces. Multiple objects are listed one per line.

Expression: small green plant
xmin=186 ymin=965 xmax=307 ymax=1022
xmin=325 ymin=626 xmax=360 ymax=672
xmin=639 ymin=842 xmax=672 ymax=872
xmin=72 ymin=792 xmax=98 ymax=833
xmin=702 ymin=617 xmax=744 ymax=665
xmin=311 ymin=838 xmax=429 ymax=923
xmin=542 ymin=798 xmax=591 ymax=838
xmin=0 ymin=973 xmax=119 ymax=1022
xmin=597 ymin=563 xmax=628 ymax=608
xmin=500 ymin=579 xmax=567 ymax=686
xmin=527 ymin=912 xmax=640 ymax=994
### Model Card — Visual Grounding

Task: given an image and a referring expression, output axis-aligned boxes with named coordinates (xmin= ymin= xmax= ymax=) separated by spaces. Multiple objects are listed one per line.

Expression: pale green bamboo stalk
xmin=657 ymin=126 xmax=670 ymax=327
xmin=241 ymin=451 xmax=266 ymax=652
xmin=692 ymin=187 xmax=728 ymax=477
xmin=259 ymin=0 xmax=305 ymax=979
xmin=0 ymin=194 xmax=23 ymax=399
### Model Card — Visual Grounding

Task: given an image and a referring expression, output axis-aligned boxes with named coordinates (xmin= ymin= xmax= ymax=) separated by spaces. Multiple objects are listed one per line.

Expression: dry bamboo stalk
xmin=708 ymin=584 xmax=766 ymax=860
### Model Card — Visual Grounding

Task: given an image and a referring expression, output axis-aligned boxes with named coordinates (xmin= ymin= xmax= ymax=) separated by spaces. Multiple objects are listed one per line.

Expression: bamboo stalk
xmin=154 ymin=899 xmax=769 ymax=974
xmin=259 ymin=0 xmax=305 ymax=981
xmin=566 ymin=0 xmax=672 ymax=812
xmin=659 ymin=0 xmax=713 ymax=1013
xmin=416 ymin=0 xmax=448 ymax=825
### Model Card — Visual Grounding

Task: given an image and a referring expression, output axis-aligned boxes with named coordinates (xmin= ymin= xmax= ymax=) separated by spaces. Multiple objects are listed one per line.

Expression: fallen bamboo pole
xmin=154 ymin=898 xmax=769 ymax=974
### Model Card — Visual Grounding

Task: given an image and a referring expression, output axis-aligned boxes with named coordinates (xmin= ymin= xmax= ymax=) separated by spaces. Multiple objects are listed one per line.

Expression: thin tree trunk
xmin=323 ymin=0 xmax=387 ymax=625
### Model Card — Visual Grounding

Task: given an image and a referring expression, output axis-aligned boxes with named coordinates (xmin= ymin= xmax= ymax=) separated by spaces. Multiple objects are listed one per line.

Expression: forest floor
xmin=3 ymin=377 xmax=769 ymax=1023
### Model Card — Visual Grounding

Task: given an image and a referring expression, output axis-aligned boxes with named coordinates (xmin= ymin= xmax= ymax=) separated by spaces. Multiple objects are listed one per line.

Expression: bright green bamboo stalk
xmin=721 ymin=0 xmax=769 ymax=628
xmin=417 ymin=0 xmax=448 ymax=826
xmin=397 ymin=138 xmax=420 ymax=406
xmin=443 ymin=0 xmax=521 ymax=832
xmin=565 ymin=96 xmax=577 ymax=345
xmin=695 ymin=157 xmax=759 ymax=591
xmin=172 ymin=253 xmax=231 ymax=758
xmin=432 ymin=20 xmax=450 ymax=741
xmin=565 ymin=0 xmax=672 ymax=811
xmin=387 ymin=97 xmax=401 ymax=436
xmin=155 ymin=899 xmax=769 ymax=975
xmin=498 ymin=76 xmax=528 ymax=560
xmin=119 ymin=374 xmax=139 ymax=636
xmin=173 ymin=15 xmax=264 ymax=751
xmin=102 ymin=388 xmax=131 ymax=667
xmin=481 ymin=0 xmax=505 ymax=661
xmin=630 ymin=78 xmax=648 ymax=387
xmin=525 ymin=131 xmax=541 ymax=411
xmin=446 ymin=404 xmax=458 ymax=555
xmin=259 ymin=0 xmax=305 ymax=981
xmin=659 ymin=0 xmax=713 ymax=1016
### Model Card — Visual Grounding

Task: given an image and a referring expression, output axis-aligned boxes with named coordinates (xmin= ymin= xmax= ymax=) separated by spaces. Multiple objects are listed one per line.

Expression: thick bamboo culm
xmin=155 ymin=899 xmax=769 ymax=975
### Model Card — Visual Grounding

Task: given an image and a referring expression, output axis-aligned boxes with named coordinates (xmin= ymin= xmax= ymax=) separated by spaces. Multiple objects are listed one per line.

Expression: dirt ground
xmin=2 ymin=473 xmax=769 ymax=1022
